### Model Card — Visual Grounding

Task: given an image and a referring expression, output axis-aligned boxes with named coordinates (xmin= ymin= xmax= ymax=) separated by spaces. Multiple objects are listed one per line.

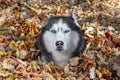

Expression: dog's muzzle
xmin=56 ymin=41 xmax=64 ymax=51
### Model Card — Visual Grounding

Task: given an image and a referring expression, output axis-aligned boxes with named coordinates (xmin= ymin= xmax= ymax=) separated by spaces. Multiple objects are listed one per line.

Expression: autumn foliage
xmin=0 ymin=0 xmax=120 ymax=80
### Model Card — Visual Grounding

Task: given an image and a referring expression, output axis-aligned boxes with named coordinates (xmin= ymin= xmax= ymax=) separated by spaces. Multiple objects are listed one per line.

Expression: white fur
xmin=43 ymin=19 xmax=79 ymax=66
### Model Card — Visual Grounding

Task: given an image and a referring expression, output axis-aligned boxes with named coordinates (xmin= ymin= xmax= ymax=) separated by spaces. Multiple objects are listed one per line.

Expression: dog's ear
xmin=48 ymin=15 xmax=53 ymax=21
xmin=70 ymin=12 xmax=77 ymax=21
xmin=70 ymin=12 xmax=80 ymax=27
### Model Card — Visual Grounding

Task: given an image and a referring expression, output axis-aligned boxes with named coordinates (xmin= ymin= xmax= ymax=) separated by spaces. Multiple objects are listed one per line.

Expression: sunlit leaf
xmin=0 ymin=51 xmax=8 ymax=56
xmin=96 ymin=70 xmax=102 ymax=78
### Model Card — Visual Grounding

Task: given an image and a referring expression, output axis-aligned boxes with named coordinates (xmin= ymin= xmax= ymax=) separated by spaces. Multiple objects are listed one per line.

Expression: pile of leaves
xmin=0 ymin=0 xmax=120 ymax=80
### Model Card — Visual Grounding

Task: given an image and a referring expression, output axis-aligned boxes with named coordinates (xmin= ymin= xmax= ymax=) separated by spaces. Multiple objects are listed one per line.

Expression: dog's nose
xmin=56 ymin=41 xmax=64 ymax=46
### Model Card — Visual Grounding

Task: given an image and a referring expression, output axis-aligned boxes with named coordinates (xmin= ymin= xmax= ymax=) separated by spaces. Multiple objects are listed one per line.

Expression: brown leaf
xmin=70 ymin=57 xmax=80 ymax=66
xmin=106 ymin=39 xmax=114 ymax=48
xmin=105 ymin=32 xmax=111 ymax=39
xmin=112 ymin=38 xmax=120 ymax=47
xmin=113 ymin=54 xmax=120 ymax=65
xmin=0 ymin=35 xmax=4 ymax=42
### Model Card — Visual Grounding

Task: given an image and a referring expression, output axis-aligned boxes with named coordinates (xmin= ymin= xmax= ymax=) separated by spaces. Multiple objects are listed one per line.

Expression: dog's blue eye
xmin=51 ymin=30 xmax=56 ymax=33
xmin=64 ymin=30 xmax=70 ymax=33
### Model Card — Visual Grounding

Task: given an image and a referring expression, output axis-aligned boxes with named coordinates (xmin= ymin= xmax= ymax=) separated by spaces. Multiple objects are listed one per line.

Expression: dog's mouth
xmin=57 ymin=48 xmax=63 ymax=51
xmin=56 ymin=46 xmax=63 ymax=51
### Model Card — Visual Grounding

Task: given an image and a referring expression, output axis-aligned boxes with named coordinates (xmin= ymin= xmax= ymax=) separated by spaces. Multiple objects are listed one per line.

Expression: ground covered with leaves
xmin=0 ymin=0 xmax=120 ymax=80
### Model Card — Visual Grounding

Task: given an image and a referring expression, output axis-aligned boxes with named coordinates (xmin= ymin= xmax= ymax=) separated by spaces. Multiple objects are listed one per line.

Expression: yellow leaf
xmin=0 ymin=51 xmax=8 ymax=56
xmin=96 ymin=70 xmax=102 ymax=78
xmin=9 ymin=40 xmax=18 ymax=48
xmin=56 ymin=6 xmax=61 ymax=12
xmin=6 ymin=72 xmax=17 ymax=80
xmin=18 ymin=41 xmax=27 ymax=51
xmin=25 ymin=19 xmax=36 ymax=36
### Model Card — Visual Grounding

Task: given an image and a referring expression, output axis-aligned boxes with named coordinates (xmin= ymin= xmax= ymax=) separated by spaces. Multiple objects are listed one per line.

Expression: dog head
xmin=41 ymin=13 xmax=83 ymax=54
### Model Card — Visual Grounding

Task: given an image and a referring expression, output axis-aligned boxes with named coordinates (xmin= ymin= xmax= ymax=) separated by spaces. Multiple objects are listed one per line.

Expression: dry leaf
xmin=0 ymin=14 xmax=6 ymax=26
xmin=70 ymin=57 xmax=80 ymax=66
xmin=89 ymin=67 xmax=96 ymax=79
xmin=96 ymin=70 xmax=102 ymax=78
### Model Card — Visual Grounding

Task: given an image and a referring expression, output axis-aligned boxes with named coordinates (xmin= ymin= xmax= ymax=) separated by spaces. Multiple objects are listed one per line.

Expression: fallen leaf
xmin=0 ymin=35 xmax=4 ymax=42
xmin=89 ymin=67 xmax=96 ymax=79
xmin=105 ymin=32 xmax=111 ymax=39
xmin=0 ymin=51 xmax=9 ymax=56
xmin=0 ymin=14 xmax=6 ymax=26
xmin=96 ymin=70 xmax=102 ymax=78
xmin=70 ymin=57 xmax=80 ymax=66
xmin=6 ymin=72 xmax=17 ymax=80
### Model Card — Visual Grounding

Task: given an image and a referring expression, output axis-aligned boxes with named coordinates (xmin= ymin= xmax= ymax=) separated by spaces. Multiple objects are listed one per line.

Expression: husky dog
xmin=35 ymin=13 xmax=84 ymax=66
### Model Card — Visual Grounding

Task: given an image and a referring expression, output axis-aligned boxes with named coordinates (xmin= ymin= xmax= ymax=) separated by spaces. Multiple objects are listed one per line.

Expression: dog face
xmin=45 ymin=19 xmax=72 ymax=51
xmin=43 ymin=17 xmax=80 ymax=54
xmin=36 ymin=13 xmax=84 ymax=66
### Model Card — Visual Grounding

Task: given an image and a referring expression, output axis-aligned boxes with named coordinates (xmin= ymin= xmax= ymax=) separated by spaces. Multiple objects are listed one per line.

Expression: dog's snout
xmin=56 ymin=41 xmax=64 ymax=46
xmin=56 ymin=41 xmax=64 ymax=51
